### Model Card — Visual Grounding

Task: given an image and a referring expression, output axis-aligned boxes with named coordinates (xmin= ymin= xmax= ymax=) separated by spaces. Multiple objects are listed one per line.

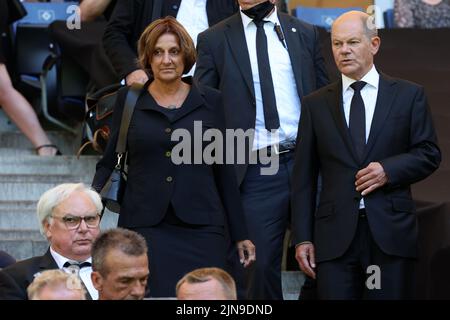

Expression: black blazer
xmin=92 ymin=78 xmax=247 ymax=242
xmin=0 ymin=249 xmax=58 ymax=300
xmin=291 ymin=74 xmax=441 ymax=263
xmin=103 ymin=0 xmax=239 ymax=80
xmin=194 ymin=12 xmax=329 ymax=183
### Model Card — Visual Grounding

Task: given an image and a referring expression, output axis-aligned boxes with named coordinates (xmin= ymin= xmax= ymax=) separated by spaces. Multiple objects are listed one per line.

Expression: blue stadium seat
xmin=383 ymin=9 xmax=396 ymax=28
xmin=15 ymin=2 xmax=77 ymax=25
xmin=14 ymin=2 xmax=81 ymax=133
xmin=292 ymin=6 xmax=364 ymax=30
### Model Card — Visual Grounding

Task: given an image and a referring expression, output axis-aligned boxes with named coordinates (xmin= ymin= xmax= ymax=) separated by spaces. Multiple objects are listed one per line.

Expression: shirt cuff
xmin=295 ymin=241 xmax=313 ymax=248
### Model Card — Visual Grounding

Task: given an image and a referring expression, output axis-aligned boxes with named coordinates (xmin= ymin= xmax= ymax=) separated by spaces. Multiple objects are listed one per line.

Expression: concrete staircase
xmin=0 ymin=113 xmax=118 ymax=261
xmin=0 ymin=111 xmax=305 ymax=299
xmin=282 ymin=271 xmax=305 ymax=300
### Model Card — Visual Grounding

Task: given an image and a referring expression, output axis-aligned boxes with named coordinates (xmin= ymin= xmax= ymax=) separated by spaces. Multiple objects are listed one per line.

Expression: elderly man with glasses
xmin=0 ymin=183 xmax=103 ymax=300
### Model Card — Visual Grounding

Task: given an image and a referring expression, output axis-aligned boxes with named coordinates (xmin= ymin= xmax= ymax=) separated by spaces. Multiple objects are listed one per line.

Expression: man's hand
xmin=126 ymin=69 xmax=149 ymax=85
xmin=355 ymin=162 xmax=388 ymax=196
xmin=236 ymin=240 xmax=256 ymax=268
xmin=295 ymin=243 xmax=316 ymax=279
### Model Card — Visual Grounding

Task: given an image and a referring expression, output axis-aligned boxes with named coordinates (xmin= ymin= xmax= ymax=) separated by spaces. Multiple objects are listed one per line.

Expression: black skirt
xmin=130 ymin=213 xmax=227 ymax=298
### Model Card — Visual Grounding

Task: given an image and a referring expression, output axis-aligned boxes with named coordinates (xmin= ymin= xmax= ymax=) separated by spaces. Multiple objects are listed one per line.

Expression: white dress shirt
xmin=240 ymin=7 xmax=301 ymax=150
xmin=341 ymin=65 xmax=380 ymax=209
xmin=176 ymin=0 xmax=209 ymax=75
xmin=50 ymin=247 xmax=98 ymax=300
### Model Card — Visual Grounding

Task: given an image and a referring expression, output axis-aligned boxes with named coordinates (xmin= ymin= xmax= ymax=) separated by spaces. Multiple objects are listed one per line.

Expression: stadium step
xmin=0 ymin=123 xmax=303 ymax=299
xmin=282 ymin=271 xmax=305 ymax=300
xmin=0 ymin=131 xmax=80 ymax=155
xmin=0 ymin=127 xmax=118 ymax=261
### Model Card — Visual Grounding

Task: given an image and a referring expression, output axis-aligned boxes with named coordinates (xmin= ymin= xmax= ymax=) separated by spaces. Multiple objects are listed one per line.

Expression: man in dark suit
xmin=195 ymin=0 xmax=329 ymax=299
xmin=103 ymin=0 xmax=239 ymax=85
xmin=0 ymin=251 xmax=15 ymax=269
xmin=0 ymin=183 xmax=102 ymax=300
xmin=292 ymin=11 xmax=441 ymax=299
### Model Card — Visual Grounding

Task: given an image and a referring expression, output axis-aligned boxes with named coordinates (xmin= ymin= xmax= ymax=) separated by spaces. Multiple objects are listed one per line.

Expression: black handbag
xmin=7 ymin=0 xmax=28 ymax=25
xmin=83 ymin=83 xmax=124 ymax=154
xmin=100 ymin=84 xmax=143 ymax=213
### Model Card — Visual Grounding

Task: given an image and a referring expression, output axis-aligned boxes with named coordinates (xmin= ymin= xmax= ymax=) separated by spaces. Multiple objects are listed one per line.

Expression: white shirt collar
xmin=50 ymin=247 xmax=92 ymax=269
xmin=342 ymin=65 xmax=379 ymax=92
xmin=240 ymin=5 xmax=279 ymax=29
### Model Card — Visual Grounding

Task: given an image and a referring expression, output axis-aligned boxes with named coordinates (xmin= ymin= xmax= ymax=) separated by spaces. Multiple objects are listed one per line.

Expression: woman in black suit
xmin=92 ymin=17 xmax=255 ymax=298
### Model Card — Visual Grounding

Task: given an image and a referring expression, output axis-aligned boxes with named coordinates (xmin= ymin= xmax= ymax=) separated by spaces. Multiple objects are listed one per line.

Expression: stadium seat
xmin=13 ymin=1 xmax=81 ymax=133
xmin=383 ymin=9 xmax=396 ymax=29
xmin=292 ymin=6 xmax=364 ymax=30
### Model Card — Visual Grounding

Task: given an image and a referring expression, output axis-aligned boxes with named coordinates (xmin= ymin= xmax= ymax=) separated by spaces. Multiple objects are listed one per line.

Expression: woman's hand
xmin=236 ymin=240 xmax=256 ymax=268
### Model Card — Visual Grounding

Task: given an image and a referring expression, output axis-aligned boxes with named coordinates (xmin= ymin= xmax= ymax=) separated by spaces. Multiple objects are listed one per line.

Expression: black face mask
xmin=241 ymin=1 xmax=275 ymax=22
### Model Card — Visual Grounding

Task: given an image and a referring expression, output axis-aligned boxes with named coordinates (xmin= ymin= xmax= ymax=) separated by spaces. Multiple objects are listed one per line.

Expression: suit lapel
xmin=39 ymin=249 xmax=58 ymax=270
xmin=327 ymin=80 xmax=360 ymax=164
xmin=224 ymin=14 xmax=255 ymax=100
xmin=279 ymin=14 xmax=304 ymax=98
xmin=170 ymin=84 xmax=204 ymax=123
xmin=137 ymin=78 xmax=204 ymax=123
xmin=38 ymin=248 xmax=94 ymax=300
xmin=362 ymin=74 xmax=397 ymax=162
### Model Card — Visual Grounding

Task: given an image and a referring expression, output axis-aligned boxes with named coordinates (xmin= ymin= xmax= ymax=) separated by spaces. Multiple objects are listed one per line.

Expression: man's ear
xmin=91 ymin=271 xmax=103 ymax=291
xmin=371 ymin=36 xmax=381 ymax=55
xmin=43 ymin=219 xmax=52 ymax=239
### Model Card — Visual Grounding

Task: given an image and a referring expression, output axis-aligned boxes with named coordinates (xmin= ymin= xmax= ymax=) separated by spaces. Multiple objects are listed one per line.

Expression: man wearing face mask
xmin=195 ymin=0 xmax=329 ymax=299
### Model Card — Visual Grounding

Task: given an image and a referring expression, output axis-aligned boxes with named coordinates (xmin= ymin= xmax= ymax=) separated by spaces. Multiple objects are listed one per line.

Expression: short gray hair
xmin=176 ymin=267 xmax=237 ymax=300
xmin=27 ymin=269 xmax=86 ymax=300
xmin=36 ymin=183 xmax=103 ymax=235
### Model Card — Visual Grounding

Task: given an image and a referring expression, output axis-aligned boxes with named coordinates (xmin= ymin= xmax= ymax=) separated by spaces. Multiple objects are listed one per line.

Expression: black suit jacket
xmin=92 ymin=78 xmax=247 ymax=242
xmin=291 ymin=73 xmax=441 ymax=263
xmin=103 ymin=0 xmax=238 ymax=80
xmin=0 ymin=249 xmax=58 ymax=300
xmin=194 ymin=12 xmax=329 ymax=183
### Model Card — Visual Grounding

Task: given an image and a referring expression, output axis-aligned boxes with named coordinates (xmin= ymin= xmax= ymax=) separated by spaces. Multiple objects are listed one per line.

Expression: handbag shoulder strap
xmin=115 ymin=84 xmax=144 ymax=154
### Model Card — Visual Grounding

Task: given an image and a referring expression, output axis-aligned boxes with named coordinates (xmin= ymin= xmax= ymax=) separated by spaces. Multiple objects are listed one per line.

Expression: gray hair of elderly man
xmin=176 ymin=267 xmax=237 ymax=300
xmin=36 ymin=183 xmax=103 ymax=235
xmin=27 ymin=269 xmax=86 ymax=300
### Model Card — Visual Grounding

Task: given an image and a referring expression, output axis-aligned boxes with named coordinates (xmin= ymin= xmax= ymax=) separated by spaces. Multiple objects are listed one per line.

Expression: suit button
xmin=165 ymin=128 xmax=172 ymax=134
xmin=165 ymin=151 xmax=171 ymax=158
xmin=172 ymin=4 xmax=178 ymax=10
xmin=166 ymin=176 xmax=173 ymax=183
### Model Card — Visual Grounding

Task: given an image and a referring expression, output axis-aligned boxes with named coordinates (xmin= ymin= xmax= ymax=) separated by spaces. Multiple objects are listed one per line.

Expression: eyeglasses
xmin=51 ymin=214 xmax=101 ymax=230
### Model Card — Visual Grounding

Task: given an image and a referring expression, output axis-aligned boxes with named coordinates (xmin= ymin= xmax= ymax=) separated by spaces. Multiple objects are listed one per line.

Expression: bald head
xmin=331 ymin=11 xmax=381 ymax=80
xmin=332 ymin=11 xmax=378 ymax=41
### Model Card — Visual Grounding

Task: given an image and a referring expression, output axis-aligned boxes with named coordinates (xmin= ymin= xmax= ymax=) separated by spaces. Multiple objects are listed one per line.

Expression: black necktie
xmin=349 ymin=81 xmax=367 ymax=161
xmin=63 ymin=261 xmax=92 ymax=269
xmin=254 ymin=19 xmax=280 ymax=131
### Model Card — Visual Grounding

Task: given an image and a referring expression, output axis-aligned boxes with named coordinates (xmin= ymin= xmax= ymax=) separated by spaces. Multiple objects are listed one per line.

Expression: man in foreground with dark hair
xmin=91 ymin=228 xmax=149 ymax=300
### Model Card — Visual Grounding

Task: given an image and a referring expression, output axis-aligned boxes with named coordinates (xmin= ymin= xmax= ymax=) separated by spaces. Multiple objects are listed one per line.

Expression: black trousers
xmin=230 ymin=152 xmax=294 ymax=300
xmin=317 ymin=212 xmax=416 ymax=300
